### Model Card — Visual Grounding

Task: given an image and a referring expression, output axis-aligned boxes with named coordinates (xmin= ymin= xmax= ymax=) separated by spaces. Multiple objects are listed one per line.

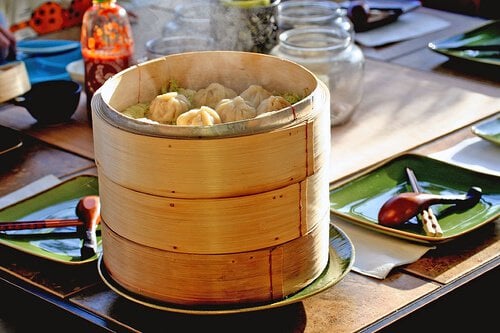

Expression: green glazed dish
xmin=0 ymin=175 xmax=101 ymax=264
xmin=330 ymin=154 xmax=500 ymax=244
xmin=428 ymin=20 xmax=500 ymax=67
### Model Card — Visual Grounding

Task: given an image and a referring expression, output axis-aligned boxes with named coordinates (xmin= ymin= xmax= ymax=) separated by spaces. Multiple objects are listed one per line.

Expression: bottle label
xmin=83 ymin=55 xmax=131 ymax=98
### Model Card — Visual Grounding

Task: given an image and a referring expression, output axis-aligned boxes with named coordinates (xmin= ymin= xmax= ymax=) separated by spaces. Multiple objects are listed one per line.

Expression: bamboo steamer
xmin=92 ymin=51 xmax=331 ymax=305
xmin=98 ymin=160 xmax=329 ymax=254
xmin=102 ymin=216 xmax=329 ymax=305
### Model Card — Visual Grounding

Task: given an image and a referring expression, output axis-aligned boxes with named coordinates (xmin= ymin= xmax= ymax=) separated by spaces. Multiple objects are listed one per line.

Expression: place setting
xmin=329 ymin=114 xmax=500 ymax=279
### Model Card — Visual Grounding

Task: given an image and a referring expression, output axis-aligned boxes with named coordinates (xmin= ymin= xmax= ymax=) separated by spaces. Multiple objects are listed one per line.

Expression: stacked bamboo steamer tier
xmin=92 ymin=51 xmax=331 ymax=306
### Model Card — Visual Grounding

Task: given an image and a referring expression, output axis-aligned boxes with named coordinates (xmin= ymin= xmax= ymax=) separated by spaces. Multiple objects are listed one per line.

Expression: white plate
xmin=66 ymin=59 xmax=84 ymax=84
xmin=471 ymin=116 xmax=500 ymax=146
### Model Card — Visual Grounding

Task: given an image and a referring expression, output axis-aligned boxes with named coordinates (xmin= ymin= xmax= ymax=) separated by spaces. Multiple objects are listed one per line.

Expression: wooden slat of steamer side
xmin=94 ymin=111 xmax=310 ymax=199
xmin=99 ymin=172 xmax=301 ymax=254
xmin=99 ymin=163 xmax=330 ymax=254
xmin=279 ymin=216 xmax=330 ymax=299
xmin=303 ymin=163 xmax=330 ymax=235
xmin=310 ymin=79 xmax=332 ymax=175
xmin=101 ymin=218 xmax=329 ymax=306
xmin=302 ymin=83 xmax=331 ymax=235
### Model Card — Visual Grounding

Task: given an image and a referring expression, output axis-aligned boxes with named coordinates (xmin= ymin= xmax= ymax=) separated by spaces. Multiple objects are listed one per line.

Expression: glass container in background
xmin=81 ymin=0 xmax=134 ymax=122
xmin=271 ymin=25 xmax=364 ymax=126
xmin=277 ymin=0 xmax=353 ymax=33
xmin=161 ymin=0 xmax=280 ymax=54
xmin=213 ymin=0 xmax=281 ymax=53
xmin=146 ymin=35 xmax=215 ymax=59
xmin=162 ymin=1 xmax=217 ymax=38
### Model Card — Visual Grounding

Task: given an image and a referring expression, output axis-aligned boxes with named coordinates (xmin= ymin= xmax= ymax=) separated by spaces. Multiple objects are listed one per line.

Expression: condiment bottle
xmin=80 ymin=0 xmax=134 ymax=123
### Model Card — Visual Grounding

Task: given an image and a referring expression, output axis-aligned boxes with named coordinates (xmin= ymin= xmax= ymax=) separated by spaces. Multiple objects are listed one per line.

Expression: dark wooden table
xmin=0 ymin=3 xmax=498 ymax=332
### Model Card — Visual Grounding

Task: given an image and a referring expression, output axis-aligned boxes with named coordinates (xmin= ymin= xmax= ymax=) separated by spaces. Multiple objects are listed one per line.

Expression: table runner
xmin=329 ymin=60 xmax=500 ymax=181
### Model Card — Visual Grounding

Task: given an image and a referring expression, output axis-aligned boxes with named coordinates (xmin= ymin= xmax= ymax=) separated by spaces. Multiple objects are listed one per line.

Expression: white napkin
xmin=430 ymin=137 xmax=500 ymax=177
xmin=355 ymin=11 xmax=450 ymax=47
xmin=0 ymin=175 xmax=61 ymax=210
xmin=333 ymin=218 xmax=435 ymax=279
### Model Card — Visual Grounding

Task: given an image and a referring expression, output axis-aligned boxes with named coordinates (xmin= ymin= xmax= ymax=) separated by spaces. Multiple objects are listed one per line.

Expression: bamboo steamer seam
xmin=98 ymin=162 xmax=330 ymax=254
xmin=0 ymin=61 xmax=31 ymax=103
xmin=102 ymin=217 xmax=329 ymax=305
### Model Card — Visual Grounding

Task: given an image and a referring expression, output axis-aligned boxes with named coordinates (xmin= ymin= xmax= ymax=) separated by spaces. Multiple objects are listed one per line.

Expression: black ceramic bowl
xmin=14 ymin=80 xmax=82 ymax=124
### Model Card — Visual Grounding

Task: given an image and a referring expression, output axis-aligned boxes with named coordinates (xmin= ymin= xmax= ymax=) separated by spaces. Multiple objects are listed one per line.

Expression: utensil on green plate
xmin=378 ymin=187 xmax=482 ymax=227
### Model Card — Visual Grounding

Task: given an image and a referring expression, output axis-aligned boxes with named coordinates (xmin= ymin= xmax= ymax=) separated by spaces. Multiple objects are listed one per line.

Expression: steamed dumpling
xmin=146 ymin=92 xmax=191 ymax=124
xmin=193 ymin=83 xmax=237 ymax=108
xmin=256 ymin=96 xmax=292 ymax=115
xmin=176 ymin=106 xmax=222 ymax=126
xmin=240 ymin=85 xmax=272 ymax=108
xmin=215 ymin=96 xmax=257 ymax=123
xmin=177 ymin=88 xmax=196 ymax=103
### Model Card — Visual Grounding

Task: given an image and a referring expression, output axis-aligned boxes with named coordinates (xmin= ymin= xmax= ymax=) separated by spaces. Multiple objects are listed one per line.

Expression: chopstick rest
xmin=405 ymin=167 xmax=443 ymax=237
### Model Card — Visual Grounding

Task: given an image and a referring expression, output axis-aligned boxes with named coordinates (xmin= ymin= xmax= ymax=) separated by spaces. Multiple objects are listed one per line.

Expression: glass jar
xmin=271 ymin=26 xmax=364 ymax=126
xmin=213 ymin=0 xmax=281 ymax=53
xmin=277 ymin=0 xmax=353 ymax=34
xmin=162 ymin=1 xmax=216 ymax=38
xmin=146 ymin=35 xmax=215 ymax=60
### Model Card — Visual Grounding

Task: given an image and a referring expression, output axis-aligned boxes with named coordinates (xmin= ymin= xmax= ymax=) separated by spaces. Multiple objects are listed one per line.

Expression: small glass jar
xmin=146 ymin=35 xmax=215 ymax=59
xmin=214 ymin=0 xmax=281 ymax=53
xmin=162 ymin=1 xmax=216 ymax=38
xmin=277 ymin=0 xmax=353 ymax=34
xmin=271 ymin=25 xmax=364 ymax=126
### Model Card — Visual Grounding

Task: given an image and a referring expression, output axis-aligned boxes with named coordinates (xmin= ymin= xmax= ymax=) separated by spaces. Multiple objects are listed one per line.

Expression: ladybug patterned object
xmin=64 ymin=0 xmax=93 ymax=28
xmin=29 ymin=2 xmax=65 ymax=34
xmin=10 ymin=0 xmax=92 ymax=36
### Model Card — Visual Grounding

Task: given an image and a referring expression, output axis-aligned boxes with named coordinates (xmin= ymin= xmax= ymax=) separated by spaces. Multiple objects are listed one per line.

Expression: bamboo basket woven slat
xmin=94 ymin=111 xmax=312 ymax=199
xmin=102 ymin=218 xmax=329 ymax=306
xmin=98 ymin=161 xmax=329 ymax=254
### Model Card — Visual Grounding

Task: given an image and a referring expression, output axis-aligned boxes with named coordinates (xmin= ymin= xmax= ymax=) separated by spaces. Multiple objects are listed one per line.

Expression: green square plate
xmin=330 ymin=154 xmax=500 ymax=244
xmin=428 ymin=20 xmax=500 ymax=67
xmin=0 ymin=175 xmax=100 ymax=264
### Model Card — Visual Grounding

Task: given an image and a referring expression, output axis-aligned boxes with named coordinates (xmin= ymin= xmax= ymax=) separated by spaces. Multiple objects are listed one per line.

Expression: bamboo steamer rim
xmin=0 ymin=61 xmax=31 ymax=103
xmin=92 ymin=51 xmax=322 ymax=138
